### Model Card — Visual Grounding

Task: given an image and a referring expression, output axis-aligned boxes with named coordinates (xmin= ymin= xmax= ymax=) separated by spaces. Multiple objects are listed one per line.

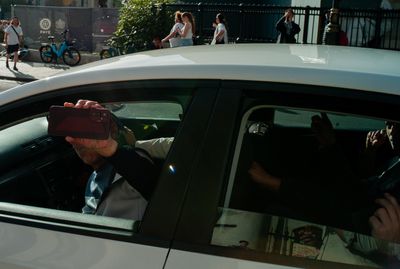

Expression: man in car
xmin=249 ymin=113 xmax=358 ymax=226
xmin=65 ymin=100 xmax=173 ymax=220
xmin=249 ymin=116 xmax=400 ymax=237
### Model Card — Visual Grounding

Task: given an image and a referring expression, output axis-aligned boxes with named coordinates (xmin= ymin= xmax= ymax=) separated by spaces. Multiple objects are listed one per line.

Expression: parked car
xmin=0 ymin=44 xmax=399 ymax=269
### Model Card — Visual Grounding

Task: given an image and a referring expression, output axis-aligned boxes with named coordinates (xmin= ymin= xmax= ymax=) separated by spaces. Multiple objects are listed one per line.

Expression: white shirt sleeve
xmin=135 ymin=137 xmax=174 ymax=159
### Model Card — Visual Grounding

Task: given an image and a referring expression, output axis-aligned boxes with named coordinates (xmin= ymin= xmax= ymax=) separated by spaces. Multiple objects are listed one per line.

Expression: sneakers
xmin=13 ymin=66 xmax=18 ymax=71
xmin=6 ymin=62 xmax=9 ymax=68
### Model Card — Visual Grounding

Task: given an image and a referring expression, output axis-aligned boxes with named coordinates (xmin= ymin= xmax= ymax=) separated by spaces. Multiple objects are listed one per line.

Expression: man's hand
xmin=369 ymin=193 xmax=400 ymax=243
xmin=366 ymin=129 xmax=387 ymax=151
xmin=64 ymin=100 xmax=118 ymax=157
xmin=311 ymin=113 xmax=335 ymax=148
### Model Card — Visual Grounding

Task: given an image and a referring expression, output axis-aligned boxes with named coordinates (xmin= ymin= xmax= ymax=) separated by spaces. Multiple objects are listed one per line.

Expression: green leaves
xmin=116 ymin=0 xmax=173 ymax=51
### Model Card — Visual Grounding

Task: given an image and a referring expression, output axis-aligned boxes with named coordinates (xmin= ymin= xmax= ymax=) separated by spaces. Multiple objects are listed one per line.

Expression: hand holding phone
xmin=47 ymin=105 xmax=111 ymax=139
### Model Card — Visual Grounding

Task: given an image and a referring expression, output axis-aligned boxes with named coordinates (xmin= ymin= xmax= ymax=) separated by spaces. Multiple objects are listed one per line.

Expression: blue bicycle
xmin=39 ymin=29 xmax=81 ymax=66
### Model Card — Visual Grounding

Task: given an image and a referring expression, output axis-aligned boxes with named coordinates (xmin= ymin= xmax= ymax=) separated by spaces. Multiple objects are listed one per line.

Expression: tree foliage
xmin=115 ymin=0 xmax=173 ymax=51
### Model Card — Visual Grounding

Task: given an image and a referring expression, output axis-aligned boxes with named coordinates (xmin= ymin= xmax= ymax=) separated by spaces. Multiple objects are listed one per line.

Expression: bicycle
xmin=100 ymin=30 xmax=136 ymax=60
xmin=39 ymin=29 xmax=81 ymax=66
xmin=1 ymin=43 xmax=29 ymax=60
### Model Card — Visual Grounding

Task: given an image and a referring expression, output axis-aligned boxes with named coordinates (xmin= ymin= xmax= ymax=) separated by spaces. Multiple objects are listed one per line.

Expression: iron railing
xmin=12 ymin=3 xmax=400 ymax=51
xmin=162 ymin=3 xmax=400 ymax=50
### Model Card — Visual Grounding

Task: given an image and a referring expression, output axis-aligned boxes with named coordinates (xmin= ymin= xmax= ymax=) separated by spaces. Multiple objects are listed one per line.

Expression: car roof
xmin=1 ymin=44 xmax=400 ymax=105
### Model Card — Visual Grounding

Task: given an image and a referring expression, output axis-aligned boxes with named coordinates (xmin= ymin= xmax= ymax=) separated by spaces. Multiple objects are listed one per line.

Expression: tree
xmin=115 ymin=0 xmax=173 ymax=51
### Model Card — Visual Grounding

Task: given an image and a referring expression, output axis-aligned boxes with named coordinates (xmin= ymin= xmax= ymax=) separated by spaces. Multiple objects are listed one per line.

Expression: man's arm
xmin=3 ymin=31 xmax=8 ymax=47
xmin=64 ymin=100 xmax=159 ymax=201
xmin=18 ymin=28 xmax=23 ymax=45
xmin=106 ymin=146 xmax=158 ymax=201
xmin=276 ymin=16 xmax=286 ymax=31
xmin=135 ymin=137 xmax=174 ymax=159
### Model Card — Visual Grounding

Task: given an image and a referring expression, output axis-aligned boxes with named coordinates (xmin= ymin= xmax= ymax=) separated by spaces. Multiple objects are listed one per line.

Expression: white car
xmin=0 ymin=44 xmax=399 ymax=269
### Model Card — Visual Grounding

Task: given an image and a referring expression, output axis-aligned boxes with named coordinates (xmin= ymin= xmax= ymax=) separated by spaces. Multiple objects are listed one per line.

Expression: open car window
xmin=0 ymin=83 xmax=195 ymax=238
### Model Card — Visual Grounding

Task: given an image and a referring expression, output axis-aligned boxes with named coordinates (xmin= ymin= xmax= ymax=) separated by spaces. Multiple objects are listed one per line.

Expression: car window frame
xmin=171 ymin=80 xmax=400 ymax=268
xmin=0 ymin=79 xmax=219 ymax=247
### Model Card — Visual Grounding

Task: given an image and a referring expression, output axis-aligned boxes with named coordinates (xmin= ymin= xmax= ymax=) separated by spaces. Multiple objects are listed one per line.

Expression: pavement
xmin=0 ymin=58 xmax=70 ymax=82
xmin=0 ymin=49 xmax=99 ymax=82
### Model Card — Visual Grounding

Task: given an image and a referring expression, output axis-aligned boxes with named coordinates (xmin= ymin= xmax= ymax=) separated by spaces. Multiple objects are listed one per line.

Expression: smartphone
xmin=47 ymin=105 xmax=111 ymax=139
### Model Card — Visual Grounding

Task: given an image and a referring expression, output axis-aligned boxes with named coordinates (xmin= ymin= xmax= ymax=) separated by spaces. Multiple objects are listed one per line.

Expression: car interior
xmin=0 ymin=101 xmax=181 ymax=215
xmin=215 ymin=105 xmax=393 ymax=267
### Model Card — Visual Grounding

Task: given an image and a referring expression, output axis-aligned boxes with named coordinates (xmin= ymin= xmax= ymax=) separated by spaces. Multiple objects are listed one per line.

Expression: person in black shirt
xmin=276 ymin=9 xmax=300 ymax=44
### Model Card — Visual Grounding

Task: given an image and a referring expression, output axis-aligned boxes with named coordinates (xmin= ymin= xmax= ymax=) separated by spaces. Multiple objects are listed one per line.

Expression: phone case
xmin=47 ymin=106 xmax=111 ymax=139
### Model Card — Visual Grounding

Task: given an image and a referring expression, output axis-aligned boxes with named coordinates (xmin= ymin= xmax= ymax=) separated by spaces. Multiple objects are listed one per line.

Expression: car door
xmin=0 ymin=79 xmax=218 ymax=269
xmin=165 ymin=81 xmax=400 ymax=269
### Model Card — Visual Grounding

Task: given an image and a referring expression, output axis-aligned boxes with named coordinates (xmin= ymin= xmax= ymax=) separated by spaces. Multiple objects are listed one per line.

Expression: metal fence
xmin=163 ymin=3 xmax=400 ymax=50
xmin=12 ymin=3 xmax=400 ymax=52
xmin=13 ymin=5 xmax=119 ymax=52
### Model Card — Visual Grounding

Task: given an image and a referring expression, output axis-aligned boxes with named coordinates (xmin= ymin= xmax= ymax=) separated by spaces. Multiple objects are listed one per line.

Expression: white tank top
xmin=181 ymin=23 xmax=193 ymax=39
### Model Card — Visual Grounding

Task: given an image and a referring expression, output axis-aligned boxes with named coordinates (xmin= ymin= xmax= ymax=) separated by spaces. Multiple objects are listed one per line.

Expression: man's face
xmin=73 ymin=145 xmax=104 ymax=169
xmin=11 ymin=18 xmax=19 ymax=25
xmin=386 ymin=122 xmax=400 ymax=154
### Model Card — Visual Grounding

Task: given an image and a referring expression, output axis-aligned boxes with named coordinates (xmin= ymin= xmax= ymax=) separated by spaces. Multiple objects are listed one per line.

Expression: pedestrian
xmin=161 ymin=11 xmax=184 ymax=48
xmin=211 ymin=13 xmax=228 ymax=45
xmin=1 ymin=20 xmax=9 ymax=31
xmin=177 ymin=12 xmax=195 ymax=46
xmin=149 ymin=36 xmax=163 ymax=50
xmin=276 ymin=8 xmax=300 ymax=44
xmin=4 ymin=17 xmax=23 ymax=71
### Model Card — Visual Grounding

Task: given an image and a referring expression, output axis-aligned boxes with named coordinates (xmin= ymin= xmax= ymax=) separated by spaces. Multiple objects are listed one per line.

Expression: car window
xmin=274 ymin=108 xmax=384 ymax=130
xmin=0 ymin=84 xmax=194 ymax=237
xmin=214 ymin=105 xmax=399 ymax=268
xmin=212 ymin=208 xmax=387 ymax=267
xmin=107 ymin=102 xmax=183 ymax=121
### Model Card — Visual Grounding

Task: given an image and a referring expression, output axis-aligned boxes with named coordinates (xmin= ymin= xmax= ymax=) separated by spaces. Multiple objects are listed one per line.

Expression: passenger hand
xmin=248 ymin=161 xmax=281 ymax=191
xmin=64 ymin=100 xmax=118 ymax=157
xmin=365 ymin=129 xmax=387 ymax=151
xmin=311 ymin=113 xmax=335 ymax=148
xmin=369 ymin=193 xmax=400 ymax=243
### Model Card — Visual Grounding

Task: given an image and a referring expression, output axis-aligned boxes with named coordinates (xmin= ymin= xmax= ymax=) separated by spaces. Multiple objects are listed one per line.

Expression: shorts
xmin=180 ymin=39 xmax=193 ymax=46
xmin=7 ymin=44 xmax=19 ymax=54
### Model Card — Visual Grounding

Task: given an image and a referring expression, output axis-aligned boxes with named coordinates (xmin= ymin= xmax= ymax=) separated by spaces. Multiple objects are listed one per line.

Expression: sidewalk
xmin=0 ymin=49 xmax=99 ymax=82
xmin=0 ymin=57 xmax=70 ymax=82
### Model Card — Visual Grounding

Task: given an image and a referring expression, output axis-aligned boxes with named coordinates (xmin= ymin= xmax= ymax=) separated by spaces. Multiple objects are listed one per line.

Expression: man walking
xmin=4 ymin=17 xmax=23 ymax=71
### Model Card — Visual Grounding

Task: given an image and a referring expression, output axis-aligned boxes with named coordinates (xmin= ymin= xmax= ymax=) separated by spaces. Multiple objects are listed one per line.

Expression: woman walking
xmin=211 ymin=13 xmax=228 ymax=45
xmin=178 ymin=12 xmax=195 ymax=46
xmin=4 ymin=17 xmax=23 ymax=71
xmin=162 ymin=11 xmax=184 ymax=48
